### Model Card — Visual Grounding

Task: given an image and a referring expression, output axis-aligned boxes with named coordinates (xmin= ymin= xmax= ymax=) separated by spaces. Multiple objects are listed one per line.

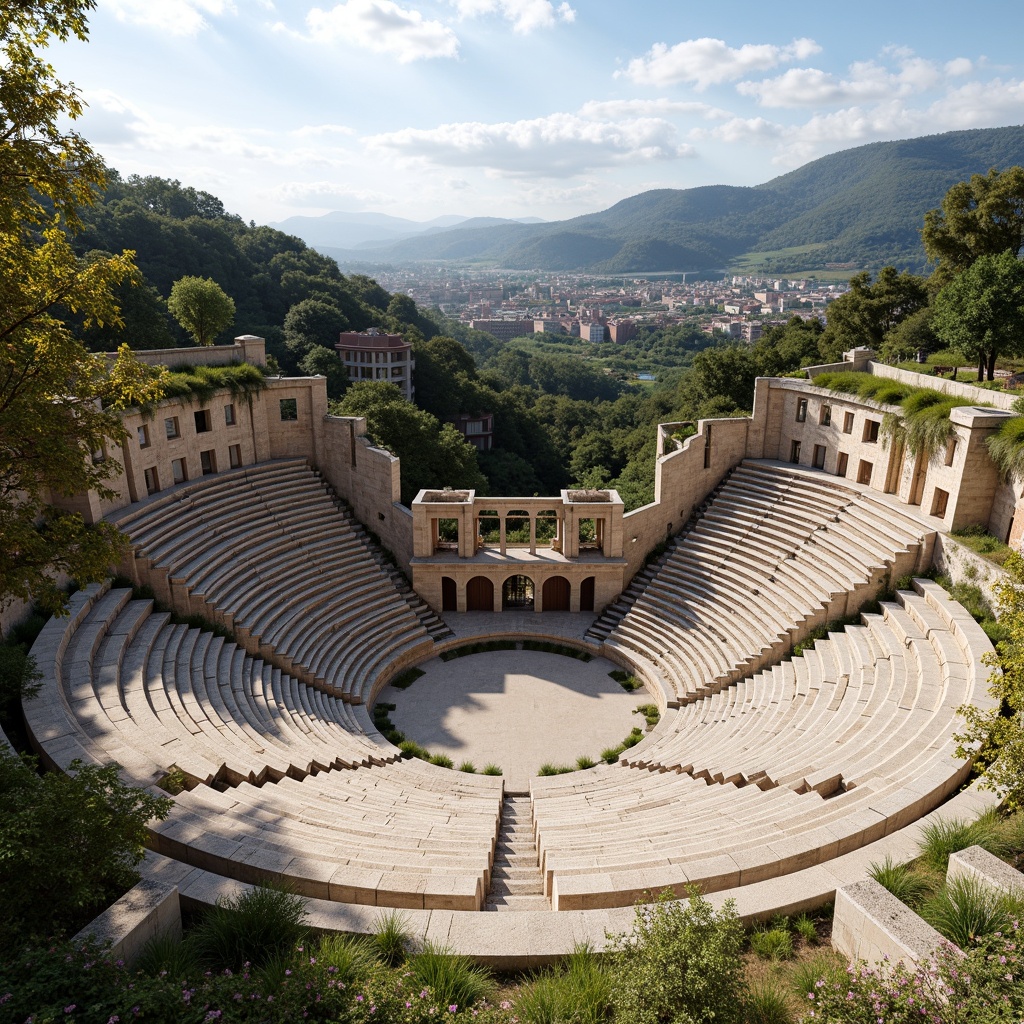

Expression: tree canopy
xmin=167 ymin=275 xmax=236 ymax=346
xmin=932 ymin=249 xmax=1024 ymax=380
xmin=0 ymin=0 xmax=164 ymax=617
xmin=922 ymin=166 xmax=1024 ymax=284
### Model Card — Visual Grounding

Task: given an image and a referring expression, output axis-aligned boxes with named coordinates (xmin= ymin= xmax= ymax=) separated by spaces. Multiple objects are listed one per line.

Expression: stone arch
xmin=466 ymin=576 xmax=494 ymax=612
xmin=502 ymin=574 xmax=535 ymax=611
xmin=441 ymin=576 xmax=457 ymax=612
xmin=542 ymin=575 xmax=570 ymax=611
xmin=580 ymin=576 xmax=595 ymax=612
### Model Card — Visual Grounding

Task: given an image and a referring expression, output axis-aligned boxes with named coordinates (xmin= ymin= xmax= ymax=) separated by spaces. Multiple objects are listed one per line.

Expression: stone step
xmin=484 ymin=894 xmax=551 ymax=912
xmin=489 ymin=877 xmax=545 ymax=897
xmin=494 ymin=865 xmax=543 ymax=882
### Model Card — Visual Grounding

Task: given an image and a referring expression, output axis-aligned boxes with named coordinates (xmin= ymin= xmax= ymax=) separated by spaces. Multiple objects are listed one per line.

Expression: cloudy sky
xmin=54 ymin=0 xmax=1024 ymax=225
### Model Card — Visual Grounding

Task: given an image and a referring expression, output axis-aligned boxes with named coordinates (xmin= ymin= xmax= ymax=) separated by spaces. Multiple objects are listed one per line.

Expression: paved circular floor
xmin=377 ymin=649 xmax=648 ymax=792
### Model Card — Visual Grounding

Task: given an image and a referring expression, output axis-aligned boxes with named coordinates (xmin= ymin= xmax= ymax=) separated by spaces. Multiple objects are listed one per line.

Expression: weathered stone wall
xmin=930 ymin=533 xmax=1007 ymax=613
xmin=320 ymin=416 xmax=413 ymax=571
xmin=622 ymin=417 xmax=750 ymax=581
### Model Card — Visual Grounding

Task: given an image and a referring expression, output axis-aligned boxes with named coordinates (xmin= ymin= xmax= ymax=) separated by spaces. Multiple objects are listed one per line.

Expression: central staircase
xmin=484 ymin=796 xmax=549 ymax=911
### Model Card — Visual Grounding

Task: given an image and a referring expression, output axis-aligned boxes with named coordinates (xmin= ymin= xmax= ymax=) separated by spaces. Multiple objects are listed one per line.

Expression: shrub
xmin=749 ymin=926 xmax=794 ymax=961
xmin=538 ymin=762 xmax=574 ymax=776
xmin=575 ymin=754 xmax=596 ymax=770
xmin=607 ymin=888 xmax=746 ymax=1024
xmin=408 ymin=940 xmax=494 ymax=1010
xmin=392 ymin=667 xmax=425 ymax=689
xmin=399 ymin=739 xmax=431 ymax=760
xmin=792 ymin=912 xmax=819 ymax=945
xmin=482 ymin=763 xmax=503 ymax=776
xmin=459 ymin=760 xmax=477 ymax=773
xmin=790 ymin=950 xmax=849 ymax=1000
xmin=514 ymin=943 xmax=611 ymax=1024
xmin=806 ymin=925 xmax=1024 ymax=1022
xmin=601 ymin=745 xmax=625 ymax=763
xmin=0 ymin=752 xmax=171 ymax=952
xmin=373 ymin=908 xmax=410 ymax=966
xmin=918 ymin=809 xmax=1007 ymax=873
xmin=190 ymin=883 xmax=308 ymax=970
xmin=312 ymin=931 xmax=377 ymax=986
xmin=744 ymin=981 xmax=794 ymax=1024
xmin=920 ymin=874 xmax=1023 ymax=948
xmin=610 ymin=669 xmax=642 ymax=692
xmin=134 ymin=931 xmax=202 ymax=981
xmin=635 ymin=703 xmax=660 ymax=727
xmin=867 ymin=856 xmax=934 ymax=909
xmin=429 ymin=753 xmax=454 ymax=768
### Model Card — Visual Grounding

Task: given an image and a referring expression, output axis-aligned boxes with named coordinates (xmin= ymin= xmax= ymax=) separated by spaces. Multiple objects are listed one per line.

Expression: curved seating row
xmin=24 ymin=582 xmax=503 ymax=911
xmin=605 ymin=462 xmax=930 ymax=705
xmin=530 ymin=579 xmax=996 ymax=910
xmin=108 ymin=460 xmax=432 ymax=704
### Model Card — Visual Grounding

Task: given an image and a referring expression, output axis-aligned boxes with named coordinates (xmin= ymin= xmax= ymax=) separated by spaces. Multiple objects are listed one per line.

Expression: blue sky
xmin=54 ymin=0 xmax=1024 ymax=225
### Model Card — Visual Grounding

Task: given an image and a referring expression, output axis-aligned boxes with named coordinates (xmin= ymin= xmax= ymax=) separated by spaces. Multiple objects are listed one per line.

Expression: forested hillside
xmin=330 ymin=125 xmax=1024 ymax=273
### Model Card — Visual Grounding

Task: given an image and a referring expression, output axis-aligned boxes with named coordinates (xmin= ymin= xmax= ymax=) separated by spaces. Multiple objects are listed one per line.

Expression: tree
xmin=932 ymin=249 xmax=1024 ymax=380
xmin=923 ymin=166 xmax=1024 ymax=284
xmin=333 ymin=382 xmax=486 ymax=505
xmin=1 ymin=1 xmax=165 ymax=617
xmin=819 ymin=267 xmax=930 ymax=362
xmin=0 ymin=751 xmax=170 ymax=950
xmin=283 ymin=297 xmax=348 ymax=359
xmin=167 ymin=275 xmax=235 ymax=345
xmin=299 ymin=344 xmax=348 ymax=400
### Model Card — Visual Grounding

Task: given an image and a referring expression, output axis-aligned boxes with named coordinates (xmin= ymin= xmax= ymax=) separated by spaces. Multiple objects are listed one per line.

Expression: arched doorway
xmin=502 ymin=575 xmax=534 ymax=611
xmin=580 ymin=576 xmax=595 ymax=612
xmin=542 ymin=575 xmax=570 ymax=611
xmin=466 ymin=576 xmax=494 ymax=612
xmin=441 ymin=576 xmax=457 ymax=612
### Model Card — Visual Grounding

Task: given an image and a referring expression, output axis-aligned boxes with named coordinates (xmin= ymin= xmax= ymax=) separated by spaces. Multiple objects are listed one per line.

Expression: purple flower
xmin=64 ymin=1006 xmax=76 ymax=1014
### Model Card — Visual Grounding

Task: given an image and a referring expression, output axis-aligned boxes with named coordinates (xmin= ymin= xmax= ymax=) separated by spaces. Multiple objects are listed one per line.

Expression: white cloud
xmin=288 ymin=0 xmax=459 ymax=62
xmin=100 ymin=0 xmax=236 ymax=36
xmin=265 ymin=180 xmax=392 ymax=207
xmin=621 ymin=36 xmax=820 ymax=89
xmin=945 ymin=57 xmax=974 ymax=76
xmin=291 ymin=123 xmax=357 ymax=138
xmin=366 ymin=112 xmax=693 ymax=177
xmin=704 ymin=117 xmax=786 ymax=145
xmin=579 ymin=98 xmax=731 ymax=120
xmin=449 ymin=0 xmax=575 ymax=33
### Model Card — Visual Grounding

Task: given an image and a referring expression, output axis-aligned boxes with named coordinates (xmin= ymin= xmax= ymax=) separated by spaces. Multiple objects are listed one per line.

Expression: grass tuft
xmin=868 ymin=856 xmax=934 ymax=910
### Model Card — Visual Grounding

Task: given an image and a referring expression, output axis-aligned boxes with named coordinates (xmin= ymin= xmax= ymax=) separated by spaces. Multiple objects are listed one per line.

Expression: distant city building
xmin=534 ymin=318 xmax=566 ymax=335
xmin=607 ymin=319 xmax=635 ymax=344
xmin=448 ymin=411 xmax=494 ymax=451
xmin=580 ymin=321 xmax=607 ymax=343
xmin=336 ymin=329 xmax=415 ymax=401
xmin=468 ymin=319 xmax=535 ymax=341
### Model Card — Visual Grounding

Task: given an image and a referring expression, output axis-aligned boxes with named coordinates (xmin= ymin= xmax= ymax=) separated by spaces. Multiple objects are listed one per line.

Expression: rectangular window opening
xmin=228 ymin=444 xmax=242 ymax=469
xmin=171 ymin=458 xmax=188 ymax=485
xmin=931 ymin=488 xmax=950 ymax=518
xmin=836 ymin=452 xmax=849 ymax=478
xmin=137 ymin=424 xmax=150 ymax=449
xmin=200 ymin=449 xmax=217 ymax=476
xmin=819 ymin=404 xmax=832 ymax=427
xmin=144 ymin=466 xmax=160 ymax=495
xmin=279 ymin=398 xmax=298 ymax=421
xmin=812 ymin=444 xmax=826 ymax=469
xmin=796 ymin=399 xmax=808 ymax=423
xmin=224 ymin=403 xmax=236 ymax=426
xmin=790 ymin=439 xmax=802 ymax=464
xmin=862 ymin=419 xmax=880 ymax=444
xmin=857 ymin=460 xmax=873 ymax=485
xmin=194 ymin=409 xmax=212 ymax=434
xmin=842 ymin=411 xmax=855 ymax=434
xmin=165 ymin=416 xmax=180 ymax=440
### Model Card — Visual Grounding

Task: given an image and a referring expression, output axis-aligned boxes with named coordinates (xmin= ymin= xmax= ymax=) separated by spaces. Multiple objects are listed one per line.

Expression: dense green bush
xmin=0 ymin=752 xmax=170 ymax=953
xmin=606 ymin=888 xmax=746 ymax=1024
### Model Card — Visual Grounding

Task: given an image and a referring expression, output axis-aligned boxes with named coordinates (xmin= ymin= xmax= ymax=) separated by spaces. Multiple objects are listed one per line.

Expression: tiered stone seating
xmin=24 ymin=581 xmax=503 ymax=910
xmin=23 ymin=583 xmax=400 ymax=788
xmin=531 ymin=580 xmax=995 ymax=910
xmin=109 ymin=460 xmax=433 ymax=704
xmin=604 ymin=462 xmax=930 ymax=705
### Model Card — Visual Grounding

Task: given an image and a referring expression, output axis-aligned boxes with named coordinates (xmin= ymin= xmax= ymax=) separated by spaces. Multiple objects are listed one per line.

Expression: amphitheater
xmin=11 ymin=337 xmax=1024 ymax=966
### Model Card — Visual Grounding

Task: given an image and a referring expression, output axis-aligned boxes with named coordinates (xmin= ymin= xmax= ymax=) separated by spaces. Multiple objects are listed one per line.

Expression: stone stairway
xmin=314 ymin=471 xmax=454 ymax=643
xmin=586 ymin=468 xmax=737 ymax=644
xmin=484 ymin=795 xmax=550 ymax=911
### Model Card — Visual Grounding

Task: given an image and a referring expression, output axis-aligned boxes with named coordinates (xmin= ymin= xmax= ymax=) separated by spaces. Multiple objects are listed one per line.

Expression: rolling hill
xmin=318 ymin=125 xmax=1024 ymax=273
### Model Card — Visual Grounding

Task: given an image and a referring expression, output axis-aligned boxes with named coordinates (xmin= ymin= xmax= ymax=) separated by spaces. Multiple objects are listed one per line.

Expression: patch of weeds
xmin=575 ymin=754 xmax=596 ymax=770
xmin=868 ymin=856 xmax=934 ymax=910
xmin=156 ymin=766 xmax=189 ymax=795
xmin=749 ymin=927 xmax=794 ymax=962
xmin=440 ymin=640 xmax=517 ymax=662
xmin=373 ymin=909 xmax=410 ymax=967
xmin=790 ymin=951 xmax=849 ymax=999
xmin=428 ymin=753 xmax=454 ymax=768
xmin=391 ymin=667 xmax=424 ymax=690
xmin=919 ymin=809 xmax=1008 ymax=873
xmin=538 ymin=763 xmax=575 ymax=776
xmin=398 ymin=739 xmax=431 ymax=760
xmin=791 ymin=912 xmax=818 ymax=945
xmin=745 ymin=981 xmax=795 ymax=1024
xmin=371 ymin=703 xmax=406 ymax=746
xmin=458 ymin=760 xmax=477 ymax=773
xmin=601 ymin=744 xmax=625 ymax=764
xmin=609 ymin=669 xmax=642 ymax=692
xmin=621 ymin=726 xmax=644 ymax=749
xmin=482 ymin=763 xmax=503 ymax=776
xmin=921 ymin=875 xmax=1024 ymax=948
xmin=635 ymin=703 xmax=660 ymax=727
xmin=522 ymin=639 xmax=592 ymax=661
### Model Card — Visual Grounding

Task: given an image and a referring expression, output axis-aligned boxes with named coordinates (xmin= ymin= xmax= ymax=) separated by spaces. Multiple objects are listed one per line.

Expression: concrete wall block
xmin=833 ymin=878 xmax=946 ymax=968
xmin=73 ymin=879 xmax=181 ymax=967
xmin=947 ymin=845 xmax=1024 ymax=896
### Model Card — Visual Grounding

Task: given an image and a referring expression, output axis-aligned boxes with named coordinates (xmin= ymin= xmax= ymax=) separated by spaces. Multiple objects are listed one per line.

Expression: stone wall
xmin=622 ymin=416 xmax=750 ymax=581
xmin=320 ymin=415 xmax=413 ymax=571
xmin=930 ymin=533 xmax=1007 ymax=614
xmin=102 ymin=335 xmax=267 ymax=369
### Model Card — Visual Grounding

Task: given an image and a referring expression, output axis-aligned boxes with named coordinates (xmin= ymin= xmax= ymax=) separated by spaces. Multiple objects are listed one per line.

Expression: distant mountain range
xmin=267 ymin=210 xmax=546 ymax=251
xmin=288 ymin=125 xmax=1024 ymax=274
